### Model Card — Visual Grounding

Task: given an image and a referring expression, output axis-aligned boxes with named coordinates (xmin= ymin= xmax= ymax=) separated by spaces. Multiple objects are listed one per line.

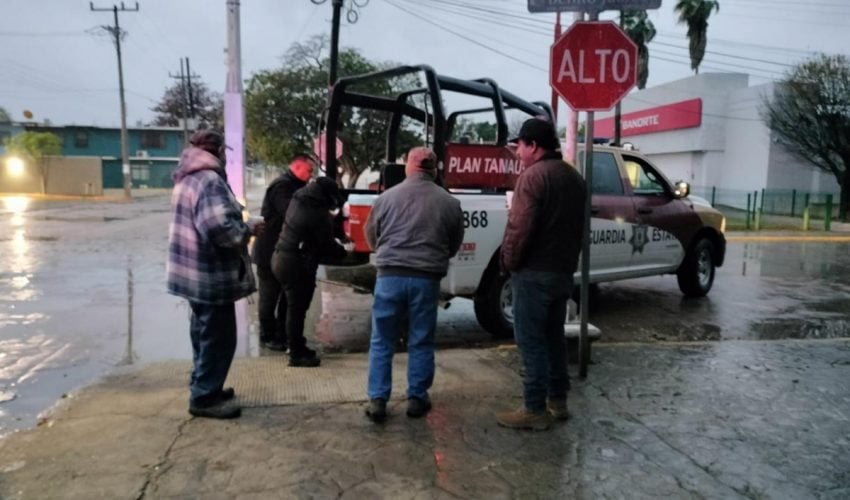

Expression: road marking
xmin=727 ymin=235 xmax=850 ymax=243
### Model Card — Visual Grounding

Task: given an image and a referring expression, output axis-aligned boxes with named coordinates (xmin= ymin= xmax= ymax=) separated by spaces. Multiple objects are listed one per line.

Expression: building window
xmin=131 ymin=165 xmax=150 ymax=181
xmin=139 ymin=131 xmax=165 ymax=149
xmin=74 ymin=131 xmax=89 ymax=148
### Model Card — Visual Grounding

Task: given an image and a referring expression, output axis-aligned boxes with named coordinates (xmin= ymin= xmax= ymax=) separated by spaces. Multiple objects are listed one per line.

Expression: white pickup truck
xmin=321 ymin=65 xmax=726 ymax=337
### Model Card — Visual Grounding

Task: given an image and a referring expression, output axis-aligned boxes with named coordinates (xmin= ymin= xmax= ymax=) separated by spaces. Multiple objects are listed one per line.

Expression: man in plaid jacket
xmin=167 ymin=130 xmax=262 ymax=419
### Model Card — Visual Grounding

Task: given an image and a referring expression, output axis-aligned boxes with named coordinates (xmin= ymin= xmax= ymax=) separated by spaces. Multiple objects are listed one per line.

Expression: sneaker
xmin=189 ymin=400 xmax=242 ymax=419
xmin=495 ymin=407 xmax=552 ymax=431
xmin=547 ymin=397 xmax=569 ymax=421
xmin=365 ymin=398 xmax=387 ymax=423
xmin=289 ymin=353 xmax=321 ymax=367
xmin=406 ymin=396 xmax=432 ymax=418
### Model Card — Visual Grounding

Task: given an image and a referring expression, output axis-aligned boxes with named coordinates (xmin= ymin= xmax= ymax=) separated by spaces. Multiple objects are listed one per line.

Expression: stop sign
xmin=550 ymin=21 xmax=638 ymax=111
xmin=313 ymin=131 xmax=343 ymax=164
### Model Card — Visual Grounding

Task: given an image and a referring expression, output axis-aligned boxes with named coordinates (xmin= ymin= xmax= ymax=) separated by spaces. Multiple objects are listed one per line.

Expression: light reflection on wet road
xmin=1 ymin=192 xmax=849 ymax=436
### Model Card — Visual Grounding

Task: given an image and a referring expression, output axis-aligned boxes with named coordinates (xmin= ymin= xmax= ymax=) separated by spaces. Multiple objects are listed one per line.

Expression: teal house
xmin=22 ymin=124 xmax=185 ymax=188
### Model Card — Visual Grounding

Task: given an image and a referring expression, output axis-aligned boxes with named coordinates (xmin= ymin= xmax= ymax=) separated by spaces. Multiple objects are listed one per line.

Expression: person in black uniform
xmin=271 ymin=177 xmax=348 ymax=367
xmin=251 ymin=156 xmax=314 ymax=351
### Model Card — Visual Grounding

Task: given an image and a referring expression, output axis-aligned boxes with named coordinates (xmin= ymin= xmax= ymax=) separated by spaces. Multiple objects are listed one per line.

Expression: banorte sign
xmin=550 ymin=21 xmax=638 ymax=111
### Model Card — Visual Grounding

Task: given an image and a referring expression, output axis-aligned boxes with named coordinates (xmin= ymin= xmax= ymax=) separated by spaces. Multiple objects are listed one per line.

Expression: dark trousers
xmin=256 ymin=264 xmax=287 ymax=344
xmin=272 ymin=251 xmax=317 ymax=355
xmin=189 ymin=301 xmax=237 ymax=406
xmin=511 ymin=270 xmax=573 ymax=412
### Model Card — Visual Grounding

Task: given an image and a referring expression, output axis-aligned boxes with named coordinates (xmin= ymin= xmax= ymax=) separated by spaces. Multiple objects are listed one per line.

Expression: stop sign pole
xmin=549 ymin=17 xmax=638 ymax=378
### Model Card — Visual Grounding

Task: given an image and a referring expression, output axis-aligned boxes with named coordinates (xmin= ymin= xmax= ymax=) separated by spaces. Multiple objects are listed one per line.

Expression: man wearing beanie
xmin=496 ymin=118 xmax=586 ymax=431
xmin=363 ymin=147 xmax=464 ymax=423
xmin=167 ymin=129 xmax=263 ymax=419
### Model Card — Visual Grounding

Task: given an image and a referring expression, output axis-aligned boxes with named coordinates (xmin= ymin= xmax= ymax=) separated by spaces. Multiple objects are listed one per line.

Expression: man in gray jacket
xmin=363 ymin=147 xmax=464 ymax=423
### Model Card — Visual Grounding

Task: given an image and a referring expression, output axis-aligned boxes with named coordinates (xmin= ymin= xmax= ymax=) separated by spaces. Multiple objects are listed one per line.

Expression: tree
xmin=245 ymin=35 xmax=421 ymax=187
xmin=674 ymin=0 xmax=720 ymax=74
xmin=622 ymin=10 xmax=657 ymax=89
xmin=151 ymin=80 xmax=223 ymax=129
xmin=762 ymin=54 xmax=850 ymax=221
xmin=4 ymin=131 xmax=63 ymax=194
xmin=0 ymin=106 xmax=10 ymax=123
xmin=451 ymin=118 xmax=497 ymax=143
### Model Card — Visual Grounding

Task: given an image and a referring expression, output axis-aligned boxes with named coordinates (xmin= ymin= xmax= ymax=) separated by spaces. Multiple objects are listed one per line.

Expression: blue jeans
xmin=367 ymin=276 xmax=440 ymax=401
xmin=189 ymin=302 xmax=237 ymax=406
xmin=511 ymin=270 xmax=573 ymax=412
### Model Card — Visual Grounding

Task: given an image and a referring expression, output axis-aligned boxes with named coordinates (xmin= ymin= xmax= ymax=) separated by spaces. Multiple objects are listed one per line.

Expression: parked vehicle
xmin=321 ymin=65 xmax=726 ymax=338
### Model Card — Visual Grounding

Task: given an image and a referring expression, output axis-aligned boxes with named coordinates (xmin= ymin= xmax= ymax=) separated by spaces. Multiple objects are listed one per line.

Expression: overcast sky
xmin=1 ymin=0 xmax=848 ymax=128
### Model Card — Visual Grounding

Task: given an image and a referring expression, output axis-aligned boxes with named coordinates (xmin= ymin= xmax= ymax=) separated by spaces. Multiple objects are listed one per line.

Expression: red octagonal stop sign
xmin=550 ymin=21 xmax=638 ymax=111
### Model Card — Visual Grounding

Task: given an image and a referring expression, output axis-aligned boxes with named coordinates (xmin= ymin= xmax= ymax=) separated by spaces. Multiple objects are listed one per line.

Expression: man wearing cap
xmin=167 ymin=129 xmax=263 ymax=419
xmin=363 ymin=146 xmax=464 ymax=423
xmin=272 ymin=177 xmax=348 ymax=367
xmin=496 ymin=118 xmax=586 ymax=431
xmin=252 ymin=156 xmax=315 ymax=352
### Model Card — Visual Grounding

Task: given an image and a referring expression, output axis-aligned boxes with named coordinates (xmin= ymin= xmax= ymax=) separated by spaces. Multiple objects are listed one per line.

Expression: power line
xmin=383 ymin=0 xmax=547 ymax=72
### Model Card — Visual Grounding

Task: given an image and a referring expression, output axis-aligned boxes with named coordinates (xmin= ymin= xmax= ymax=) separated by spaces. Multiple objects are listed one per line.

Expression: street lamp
xmin=6 ymin=156 xmax=25 ymax=177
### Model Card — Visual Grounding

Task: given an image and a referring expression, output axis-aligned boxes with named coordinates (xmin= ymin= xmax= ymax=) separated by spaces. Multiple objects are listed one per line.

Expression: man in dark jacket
xmin=167 ymin=130 xmax=263 ymax=419
xmin=496 ymin=118 xmax=587 ymax=431
xmin=252 ymin=156 xmax=314 ymax=351
xmin=271 ymin=177 xmax=347 ymax=367
xmin=363 ymin=147 xmax=464 ymax=423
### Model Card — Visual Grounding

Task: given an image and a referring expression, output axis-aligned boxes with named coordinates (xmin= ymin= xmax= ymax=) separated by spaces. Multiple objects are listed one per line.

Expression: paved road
xmin=1 ymin=191 xmax=849 ymax=438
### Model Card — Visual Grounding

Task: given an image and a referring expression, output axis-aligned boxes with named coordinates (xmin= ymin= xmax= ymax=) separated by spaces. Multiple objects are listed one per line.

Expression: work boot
xmin=189 ymin=400 xmax=242 ymax=420
xmin=495 ymin=407 xmax=552 ymax=431
xmin=547 ymin=397 xmax=569 ymax=421
xmin=217 ymin=387 xmax=235 ymax=402
xmin=289 ymin=347 xmax=320 ymax=367
xmin=406 ymin=396 xmax=432 ymax=418
xmin=365 ymin=398 xmax=387 ymax=423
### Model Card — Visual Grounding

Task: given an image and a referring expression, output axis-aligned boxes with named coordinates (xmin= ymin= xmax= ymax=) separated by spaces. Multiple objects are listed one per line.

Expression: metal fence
xmin=690 ymin=186 xmax=841 ymax=231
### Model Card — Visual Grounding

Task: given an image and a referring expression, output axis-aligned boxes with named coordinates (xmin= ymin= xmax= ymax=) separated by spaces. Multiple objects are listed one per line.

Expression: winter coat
xmin=274 ymin=181 xmax=347 ymax=269
xmin=251 ymin=171 xmax=307 ymax=267
xmin=166 ymin=146 xmax=256 ymax=304
xmin=364 ymin=172 xmax=464 ymax=279
xmin=500 ymin=152 xmax=587 ymax=274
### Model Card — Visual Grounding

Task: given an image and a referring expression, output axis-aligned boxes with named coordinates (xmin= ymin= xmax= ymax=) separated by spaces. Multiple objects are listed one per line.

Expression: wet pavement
xmin=1 ymin=190 xmax=850 ymax=441
xmin=0 ymin=340 xmax=848 ymax=498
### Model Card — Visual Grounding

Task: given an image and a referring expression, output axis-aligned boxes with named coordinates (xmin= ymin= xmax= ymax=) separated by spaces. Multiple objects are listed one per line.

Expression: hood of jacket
xmin=293 ymin=179 xmax=339 ymax=209
xmin=173 ymin=146 xmax=224 ymax=182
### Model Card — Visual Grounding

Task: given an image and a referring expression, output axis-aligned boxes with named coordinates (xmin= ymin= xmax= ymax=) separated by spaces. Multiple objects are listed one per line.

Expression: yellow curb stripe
xmin=727 ymin=235 xmax=850 ymax=242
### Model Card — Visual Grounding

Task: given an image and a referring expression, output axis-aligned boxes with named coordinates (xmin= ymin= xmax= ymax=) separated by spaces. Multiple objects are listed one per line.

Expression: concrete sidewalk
xmin=1 ymin=340 xmax=849 ymax=499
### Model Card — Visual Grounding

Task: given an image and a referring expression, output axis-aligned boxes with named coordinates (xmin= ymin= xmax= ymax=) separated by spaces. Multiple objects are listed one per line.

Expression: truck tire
xmin=473 ymin=269 xmax=514 ymax=339
xmin=677 ymin=238 xmax=715 ymax=297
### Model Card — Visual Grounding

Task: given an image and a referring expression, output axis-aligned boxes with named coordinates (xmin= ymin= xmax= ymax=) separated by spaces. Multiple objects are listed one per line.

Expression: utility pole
xmin=613 ymin=10 xmax=624 ymax=146
xmin=225 ymin=0 xmax=245 ymax=201
xmin=550 ymin=12 xmax=561 ymax=123
xmin=169 ymin=57 xmax=200 ymax=139
xmin=90 ymin=1 xmax=138 ymax=199
xmin=185 ymin=58 xmax=196 ymax=118
xmin=311 ymin=0 xmax=369 ymax=101
xmin=169 ymin=58 xmax=191 ymax=145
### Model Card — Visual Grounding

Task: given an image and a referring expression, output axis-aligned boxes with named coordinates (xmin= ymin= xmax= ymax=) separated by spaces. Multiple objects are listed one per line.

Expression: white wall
xmin=721 ymin=84 xmax=771 ymax=192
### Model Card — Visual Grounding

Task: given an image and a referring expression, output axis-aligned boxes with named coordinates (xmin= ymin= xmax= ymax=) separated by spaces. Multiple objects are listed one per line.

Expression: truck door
xmin=580 ymin=150 xmax=636 ymax=278
xmin=622 ymin=154 xmax=693 ymax=271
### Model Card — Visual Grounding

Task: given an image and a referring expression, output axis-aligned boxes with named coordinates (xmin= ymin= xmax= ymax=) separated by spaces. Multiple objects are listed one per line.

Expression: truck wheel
xmin=677 ymin=238 xmax=715 ymax=297
xmin=473 ymin=270 xmax=514 ymax=339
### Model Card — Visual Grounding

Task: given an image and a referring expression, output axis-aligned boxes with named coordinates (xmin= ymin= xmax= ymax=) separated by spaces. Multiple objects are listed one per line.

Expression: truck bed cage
xmin=323 ymin=65 xmax=553 ymax=180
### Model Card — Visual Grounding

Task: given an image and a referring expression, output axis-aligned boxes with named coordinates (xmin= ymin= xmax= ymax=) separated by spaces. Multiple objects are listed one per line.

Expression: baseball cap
xmin=508 ymin=118 xmax=560 ymax=151
xmin=405 ymin=146 xmax=437 ymax=171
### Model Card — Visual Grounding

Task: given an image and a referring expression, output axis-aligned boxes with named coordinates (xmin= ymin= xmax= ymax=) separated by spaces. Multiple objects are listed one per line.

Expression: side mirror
xmin=673 ymin=181 xmax=690 ymax=199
